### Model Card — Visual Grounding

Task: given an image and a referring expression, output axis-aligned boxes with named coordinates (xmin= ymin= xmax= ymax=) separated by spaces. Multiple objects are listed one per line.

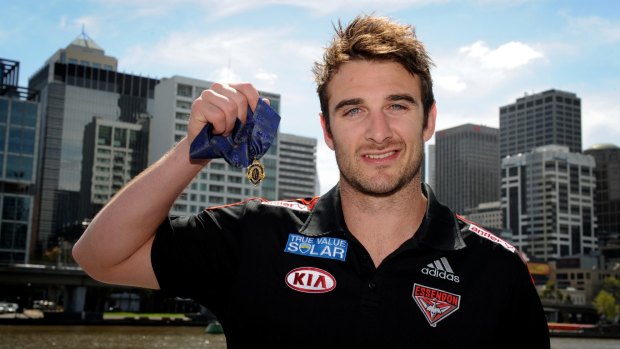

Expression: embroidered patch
xmin=285 ymin=267 xmax=336 ymax=293
xmin=412 ymin=283 xmax=461 ymax=327
xmin=284 ymin=233 xmax=348 ymax=262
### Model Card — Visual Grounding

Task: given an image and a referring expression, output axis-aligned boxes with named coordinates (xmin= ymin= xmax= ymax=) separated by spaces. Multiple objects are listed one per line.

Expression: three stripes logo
xmin=421 ymin=257 xmax=460 ymax=283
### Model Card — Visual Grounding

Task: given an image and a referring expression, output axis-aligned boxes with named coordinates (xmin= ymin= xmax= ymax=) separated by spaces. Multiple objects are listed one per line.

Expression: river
xmin=0 ymin=325 xmax=619 ymax=349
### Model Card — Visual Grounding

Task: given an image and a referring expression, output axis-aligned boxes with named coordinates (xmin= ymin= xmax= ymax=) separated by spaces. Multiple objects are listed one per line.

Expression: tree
xmin=592 ymin=276 xmax=620 ymax=322
xmin=593 ymin=290 xmax=619 ymax=323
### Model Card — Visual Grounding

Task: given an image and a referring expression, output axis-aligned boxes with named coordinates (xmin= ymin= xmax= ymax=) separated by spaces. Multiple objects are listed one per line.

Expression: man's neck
xmin=339 ymin=178 xmax=427 ymax=267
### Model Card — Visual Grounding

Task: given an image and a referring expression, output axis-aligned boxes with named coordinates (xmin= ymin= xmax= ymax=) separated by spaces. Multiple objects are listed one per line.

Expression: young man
xmin=73 ymin=15 xmax=550 ymax=348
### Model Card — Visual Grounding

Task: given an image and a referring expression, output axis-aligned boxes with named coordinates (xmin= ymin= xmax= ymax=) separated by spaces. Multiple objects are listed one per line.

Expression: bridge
xmin=0 ymin=263 xmax=128 ymax=315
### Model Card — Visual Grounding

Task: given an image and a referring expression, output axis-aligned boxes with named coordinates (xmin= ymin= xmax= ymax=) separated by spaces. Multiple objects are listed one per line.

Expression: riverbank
xmin=0 ymin=309 xmax=210 ymax=327
xmin=2 ymin=311 xmax=620 ymax=339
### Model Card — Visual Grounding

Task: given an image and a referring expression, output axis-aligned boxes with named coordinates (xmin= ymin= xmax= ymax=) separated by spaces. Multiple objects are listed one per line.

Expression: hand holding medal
xmin=189 ymin=89 xmax=281 ymax=186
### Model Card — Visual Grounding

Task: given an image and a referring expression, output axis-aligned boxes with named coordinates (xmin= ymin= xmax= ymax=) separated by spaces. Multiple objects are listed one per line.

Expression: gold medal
xmin=246 ymin=158 xmax=265 ymax=186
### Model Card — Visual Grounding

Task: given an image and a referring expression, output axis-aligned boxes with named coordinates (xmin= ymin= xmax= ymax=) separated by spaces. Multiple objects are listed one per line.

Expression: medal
xmin=246 ymin=158 xmax=265 ymax=186
xmin=189 ymin=98 xmax=279 ymax=187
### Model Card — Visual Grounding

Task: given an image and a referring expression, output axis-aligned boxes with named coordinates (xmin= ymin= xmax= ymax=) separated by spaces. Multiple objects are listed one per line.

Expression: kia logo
xmin=285 ymin=267 xmax=336 ymax=293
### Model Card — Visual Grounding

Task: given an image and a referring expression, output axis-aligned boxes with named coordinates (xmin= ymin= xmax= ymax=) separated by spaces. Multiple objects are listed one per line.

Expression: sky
xmin=1 ymin=0 xmax=619 ymax=194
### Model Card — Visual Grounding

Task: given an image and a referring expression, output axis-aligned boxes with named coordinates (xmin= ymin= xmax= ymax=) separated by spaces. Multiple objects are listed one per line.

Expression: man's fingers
xmin=189 ymin=82 xmax=262 ymax=140
xmin=229 ymin=82 xmax=260 ymax=112
xmin=211 ymin=82 xmax=248 ymax=130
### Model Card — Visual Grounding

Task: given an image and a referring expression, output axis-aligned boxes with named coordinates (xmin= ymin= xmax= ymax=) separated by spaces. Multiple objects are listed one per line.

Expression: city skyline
xmin=2 ymin=0 xmax=619 ymax=194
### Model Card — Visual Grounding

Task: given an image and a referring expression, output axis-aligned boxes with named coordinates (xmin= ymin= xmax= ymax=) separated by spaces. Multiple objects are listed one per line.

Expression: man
xmin=73 ymin=15 xmax=550 ymax=348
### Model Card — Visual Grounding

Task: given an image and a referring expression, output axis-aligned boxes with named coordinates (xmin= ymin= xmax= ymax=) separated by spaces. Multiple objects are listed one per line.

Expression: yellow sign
xmin=527 ymin=263 xmax=550 ymax=275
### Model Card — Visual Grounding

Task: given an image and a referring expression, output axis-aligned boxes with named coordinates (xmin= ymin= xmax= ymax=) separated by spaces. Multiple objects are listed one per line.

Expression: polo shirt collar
xmin=299 ymin=183 xmax=466 ymax=251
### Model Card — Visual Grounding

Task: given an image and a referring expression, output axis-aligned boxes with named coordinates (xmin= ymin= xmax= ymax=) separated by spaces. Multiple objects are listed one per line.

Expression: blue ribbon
xmin=189 ymin=99 xmax=281 ymax=168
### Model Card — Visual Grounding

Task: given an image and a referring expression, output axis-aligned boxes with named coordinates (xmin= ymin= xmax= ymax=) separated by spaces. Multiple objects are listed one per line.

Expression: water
xmin=0 ymin=325 xmax=619 ymax=349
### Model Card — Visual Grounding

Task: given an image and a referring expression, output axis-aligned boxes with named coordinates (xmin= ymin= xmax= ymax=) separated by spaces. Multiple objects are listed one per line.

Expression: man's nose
xmin=365 ymin=110 xmax=393 ymax=144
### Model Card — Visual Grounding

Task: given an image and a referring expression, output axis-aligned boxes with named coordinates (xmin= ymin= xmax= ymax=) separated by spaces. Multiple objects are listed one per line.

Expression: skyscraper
xmin=584 ymin=144 xmax=620 ymax=236
xmin=499 ymin=89 xmax=582 ymax=159
xmin=277 ymin=133 xmax=318 ymax=199
xmin=435 ymin=123 xmax=499 ymax=214
xmin=80 ymin=117 xmax=147 ymax=220
xmin=28 ymin=33 xmax=157 ymax=257
xmin=426 ymin=144 xmax=435 ymax=189
xmin=501 ymin=145 xmax=597 ymax=260
xmin=0 ymin=58 xmax=40 ymax=263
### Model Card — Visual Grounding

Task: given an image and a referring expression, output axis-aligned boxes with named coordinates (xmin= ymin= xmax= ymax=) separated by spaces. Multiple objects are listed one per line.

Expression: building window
xmin=98 ymin=126 xmax=112 ymax=146
xmin=175 ymin=112 xmax=189 ymax=121
xmin=210 ymin=162 xmax=225 ymax=170
xmin=176 ymin=100 xmax=192 ymax=109
xmin=177 ymin=84 xmax=193 ymax=97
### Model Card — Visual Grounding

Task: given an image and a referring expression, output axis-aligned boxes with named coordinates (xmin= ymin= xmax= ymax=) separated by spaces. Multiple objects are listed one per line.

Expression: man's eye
xmin=344 ymin=107 xmax=361 ymax=116
xmin=389 ymin=104 xmax=407 ymax=111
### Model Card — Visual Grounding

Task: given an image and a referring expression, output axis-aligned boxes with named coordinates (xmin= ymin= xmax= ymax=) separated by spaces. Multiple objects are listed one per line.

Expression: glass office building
xmin=499 ymin=89 xmax=582 ymax=159
xmin=501 ymin=145 xmax=597 ymax=260
xmin=28 ymin=35 xmax=157 ymax=258
xmin=0 ymin=96 xmax=39 ymax=263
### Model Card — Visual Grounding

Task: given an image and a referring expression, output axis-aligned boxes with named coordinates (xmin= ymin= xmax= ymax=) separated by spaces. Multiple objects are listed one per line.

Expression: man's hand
xmin=189 ymin=82 xmax=262 ymax=142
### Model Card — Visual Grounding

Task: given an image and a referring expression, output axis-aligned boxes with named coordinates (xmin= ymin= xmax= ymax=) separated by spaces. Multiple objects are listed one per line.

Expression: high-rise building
xmin=501 ymin=145 xmax=597 ymax=260
xmin=584 ymin=143 xmax=620 ymax=270
xmin=426 ymin=144 xmax=435 ymax=189
xmin=27 ymin=33 xmax=158 ymax=258
xmin=463 ymin=201 xmax=503 ymax=230
xmin=584 ymin=144 xmax=620 ymax=236
xmin=499 ymin=89 xmax=582 ymax=158
xmin=0 ymin=58 xmax=40 ymax=263
xmin=149 ymin=75 xmax=282 ymax=216
xmin=80 ymin=117 xmax=147 ymax=220
xmin=435 ymin=123 xmax=499 ymax=214
xmin=277 ymin=133 xmax=318 ymax=199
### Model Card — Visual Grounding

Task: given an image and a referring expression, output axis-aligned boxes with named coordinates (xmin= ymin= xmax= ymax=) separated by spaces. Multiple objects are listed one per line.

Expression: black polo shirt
xmin=152 ymin=184 xmax=550 ymax=348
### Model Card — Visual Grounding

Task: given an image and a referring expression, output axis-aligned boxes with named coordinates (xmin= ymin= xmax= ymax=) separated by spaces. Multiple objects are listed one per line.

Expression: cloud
xmin=565 ymin=15 xmax=620 ymax=43
xmin=72 ymin=16 xmax=104 ymax=37
xmin=254 ymin=70 xmax=278 ymax=85
xmin=96 ymin=0 xmax=448 ymax=18
xmin=433 ymin=40 xmax=545 ymax=96
xmin=459 ymin=40 xmax=544 ymax=70
xmin=59 ymin=16 xmax=67 ymax=29
xmin=581 ymin=91 xmax=620 ymax=149
xmin=121 ymin=29 xmax=277 ymax=78
xmin=434 ymin=74 xmax=467 ymax=92
xmin=316 ymin=142 xmax=339 ymax=194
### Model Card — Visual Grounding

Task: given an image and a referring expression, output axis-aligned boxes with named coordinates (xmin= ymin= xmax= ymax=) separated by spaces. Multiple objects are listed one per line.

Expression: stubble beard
xmin=334 ymin=139 xmax=423 ymax=198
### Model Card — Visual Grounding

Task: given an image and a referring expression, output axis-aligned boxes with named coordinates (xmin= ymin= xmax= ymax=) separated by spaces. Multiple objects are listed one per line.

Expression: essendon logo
xmin=412 ymin=283 xmax=460 ymax=327
xmin=285 ymin=267 xmax=336 ymax=294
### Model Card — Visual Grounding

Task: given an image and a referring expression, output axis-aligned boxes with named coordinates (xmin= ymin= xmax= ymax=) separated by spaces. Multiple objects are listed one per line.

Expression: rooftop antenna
xmin=79 ymin=24 xmax=94 ymax=48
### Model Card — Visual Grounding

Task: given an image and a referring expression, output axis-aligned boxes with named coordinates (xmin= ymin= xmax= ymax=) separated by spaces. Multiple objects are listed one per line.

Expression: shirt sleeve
xmin=150 ymin=210 xmax=238 ymax=311
xmin=500 ymin=254 xmax=551 ymax=348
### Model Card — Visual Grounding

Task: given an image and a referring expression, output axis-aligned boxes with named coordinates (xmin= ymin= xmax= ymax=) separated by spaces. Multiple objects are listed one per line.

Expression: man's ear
xmin=320 ymin=112 xmax=335 ymax=150
xmin=423 ymin=102 xmax=437 ymax=142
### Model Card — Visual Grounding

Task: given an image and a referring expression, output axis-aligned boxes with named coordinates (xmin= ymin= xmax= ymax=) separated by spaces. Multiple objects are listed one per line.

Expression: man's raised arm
xmin=72 ymin=82 xmax=261 ymax=289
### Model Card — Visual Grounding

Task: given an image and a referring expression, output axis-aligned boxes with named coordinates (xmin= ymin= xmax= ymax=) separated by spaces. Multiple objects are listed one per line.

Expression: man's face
xmin=321 ymin=60 xmax=436 ymax=196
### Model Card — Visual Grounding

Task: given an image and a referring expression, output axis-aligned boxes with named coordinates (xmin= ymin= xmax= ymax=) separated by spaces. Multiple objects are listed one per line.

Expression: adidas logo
xmin=421 ymin=257 xmax=460 ymax=283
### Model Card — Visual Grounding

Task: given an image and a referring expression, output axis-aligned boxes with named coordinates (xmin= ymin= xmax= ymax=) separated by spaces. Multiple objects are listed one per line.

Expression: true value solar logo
xmin=284 ymin=233 xmax=348 ymax=261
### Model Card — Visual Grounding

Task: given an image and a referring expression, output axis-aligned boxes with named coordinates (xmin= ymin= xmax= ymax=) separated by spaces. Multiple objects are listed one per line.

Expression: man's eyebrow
xmin=333 ymin=98 xmax=363 ymax=112
xmin=387 ymin=94 xmax=417 ymax=104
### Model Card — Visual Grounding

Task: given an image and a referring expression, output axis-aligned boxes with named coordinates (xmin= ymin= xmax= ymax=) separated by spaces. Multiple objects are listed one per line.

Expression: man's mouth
xmin=364 ymin=151 xmax=396 ymax=160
